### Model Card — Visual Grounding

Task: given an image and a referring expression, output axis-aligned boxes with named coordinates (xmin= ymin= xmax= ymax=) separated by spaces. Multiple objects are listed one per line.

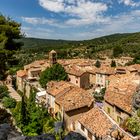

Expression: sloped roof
xmin=17 ymin=70 xmax=26 ymax=77
xmin=79 ymin=107 xmax=113 ymax=137
xmin=56 ymin=86 xmax=93 ymax=112
xmin=47 ymin=81 xmax=72 ymax=97
xmin=105 ymin=74 xmax=140 ymax=114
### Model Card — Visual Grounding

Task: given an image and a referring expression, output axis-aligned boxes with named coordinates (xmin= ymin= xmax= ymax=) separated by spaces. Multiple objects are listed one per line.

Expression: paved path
xmin=7 ymin=86 xmax=21 ymax=102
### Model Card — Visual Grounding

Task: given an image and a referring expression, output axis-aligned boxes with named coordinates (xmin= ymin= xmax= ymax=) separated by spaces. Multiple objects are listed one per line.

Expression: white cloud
xmin=39 ymin=0 xmax=65 ymax=12
xmin=21 ymin=17 xmax=55 ymax=25
xmin=76 ymin=10 xmax=140 ymax=40
xmin=38 ymin=0 xmax=108 ymax=25
xmin=119 ymin=0 xmax=140 ymax=7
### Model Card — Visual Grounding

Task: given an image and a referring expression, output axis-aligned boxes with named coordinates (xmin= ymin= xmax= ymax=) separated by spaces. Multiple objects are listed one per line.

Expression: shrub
xmin=0 ymin=85 xmax=9 ymax=99
xmin=3 ymin=97 xmax=16 ymax=108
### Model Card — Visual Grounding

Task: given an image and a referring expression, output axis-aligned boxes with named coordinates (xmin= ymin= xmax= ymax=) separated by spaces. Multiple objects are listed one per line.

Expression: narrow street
xmin=7 ymin=85 xmax=21 ymax=102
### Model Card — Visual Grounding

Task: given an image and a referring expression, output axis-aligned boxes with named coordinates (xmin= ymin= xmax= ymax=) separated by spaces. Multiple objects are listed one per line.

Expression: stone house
xmin=104 ymin=74 xmax=140 ymax=124
xmin=96 ymin=67 xmax=115 ymax=88
xmin=76 ymin=107 xmax=114 ymax=140
xmin=115 ymin=57 xmax=134 ymax=66
xmin=16 ymin=70 xmax=27 ymax=92
xmin=46 ymin=81 xmax=72 ymax=114
xmin=55 ymin=85 xmax=94 ymax=131
xmin=87 ymin=67 xmax=98 ymax=87
xmin=46 ymin=81 xmax=94 ymax=130
xmin=66 ymin=66 xmax=90 ymax=89
xmin=76 ymin=107 xmax=135 ymax=140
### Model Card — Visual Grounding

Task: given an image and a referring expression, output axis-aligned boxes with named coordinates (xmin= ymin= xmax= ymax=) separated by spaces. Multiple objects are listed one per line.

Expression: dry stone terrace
xmin=14 ymin=50 xmax=140 ymax=140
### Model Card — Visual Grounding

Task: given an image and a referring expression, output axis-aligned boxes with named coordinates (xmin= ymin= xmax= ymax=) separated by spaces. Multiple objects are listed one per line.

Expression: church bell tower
xmin=49 ymin=50 xmax=57 ymax=66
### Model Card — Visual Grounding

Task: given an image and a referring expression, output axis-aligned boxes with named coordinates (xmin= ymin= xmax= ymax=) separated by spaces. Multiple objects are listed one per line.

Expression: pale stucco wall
xmin=46 ymin=93 xmax=56 ymax=111
xmin=96 ymin=73 xmax=106 ymax=87
xmin=104 ymin=101 xmax=114 ymax=119
xmin=68 ymin=74 xmax=80 ymax=87
xmin=76 ymin=122 xmax=95 ymax=140
xmin=89 ymin=73 xmax=96 ymax=85
xmin=68 ymin=73 xmax=89 ymax=89
xmin=104 ymin=101 xmax=130 ymax=124
xmin=16 ymin=77 xmax=24 ymax=92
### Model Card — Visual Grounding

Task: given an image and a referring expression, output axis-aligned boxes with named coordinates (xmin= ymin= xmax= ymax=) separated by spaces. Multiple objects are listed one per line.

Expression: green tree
xmin=113 ymin=46 xmax=123 ymax=57
xmin=0 ymin=85 xmax=9 ymax=99
xmin=93 ymin=88 xmax=106 ymax=102
xmin=0 ymin=14 xmax=23 ymax=80
xmin=2 ymin=97 xmax=16 ymax=108
xmin=126 ymin=117 xmax=140 ymax=136
xmin=111 ymin=60 xmax=116 ymax=67
xmin=39 ymin=63 xmax=68 ymax=88
xmin=20 ymin=95 xmax=28 ymax=127
xmin=95 ymin=60 xmax=101 ymax=68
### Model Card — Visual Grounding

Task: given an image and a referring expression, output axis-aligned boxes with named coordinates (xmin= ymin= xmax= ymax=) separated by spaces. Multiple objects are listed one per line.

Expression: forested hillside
xmin=18 ymin=32 xmax=140 ymax=66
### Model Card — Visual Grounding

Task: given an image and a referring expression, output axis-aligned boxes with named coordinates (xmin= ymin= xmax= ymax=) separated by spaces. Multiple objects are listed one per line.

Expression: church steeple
xmin=49 ymin=50 xmax=57 ymax=66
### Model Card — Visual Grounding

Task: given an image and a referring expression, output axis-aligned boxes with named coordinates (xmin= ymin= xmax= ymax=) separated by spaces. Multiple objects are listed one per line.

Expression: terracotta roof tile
xmin=79 ymin=107 xmax=113 ymax=137
xmin=55 ymin=85 xmax=93 ymax=111
xmin=47 ymin=81 xmax=72 ymax=97
xmin=96 ymin=66 xmax=115 ymax=75
xmin=105 ymin=74 xmax=140 ymax=114
xmin=17 ymin=70 xmax=26 ymax=77
xmin=65 ymin=65 xmax=87 ymax=76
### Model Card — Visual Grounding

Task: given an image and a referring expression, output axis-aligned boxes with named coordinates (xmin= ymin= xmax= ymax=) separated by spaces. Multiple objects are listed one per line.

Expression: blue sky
xmin=0 ymin=0 xmax=140 ymax=40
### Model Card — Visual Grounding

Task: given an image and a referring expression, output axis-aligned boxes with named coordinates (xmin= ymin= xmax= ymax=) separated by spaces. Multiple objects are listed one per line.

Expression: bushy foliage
xmin=39 ymin=63 xmax=68 ymax=88
xmin=111 ymin=60 xmax=116 ymax=67
xmin=13 ymin=89 xmax=55 ymax=136
xmin=125 ymin=117 xmax=140 ymax=136
xmin=93 ymin=88 xmax=106 ymax=102
xmin=14 ymin=32 xmax=140 ymax=67
xmin=2 ymin=97 xmax=16 ymax=108
xmin=113 ymin=46 xmax=123 ymax=57
xmin=121 ymin=110 xmax=140 ymax=137
xmin=95 ymin=60 xmax=101 ymax=68
xmin=0 ymin=85 xmax=9 ymax=99
xmin=0 ymin=14 xmax=23 ymax=80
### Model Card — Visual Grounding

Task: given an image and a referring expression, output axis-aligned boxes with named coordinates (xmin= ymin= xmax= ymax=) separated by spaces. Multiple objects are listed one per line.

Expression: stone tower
xmin=49 ymin=50 xmax=57 ymax=66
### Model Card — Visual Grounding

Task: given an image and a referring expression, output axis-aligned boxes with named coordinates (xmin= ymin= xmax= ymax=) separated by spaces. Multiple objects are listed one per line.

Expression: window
xmin=117 ymin=116 xmax=122 ymax=123
xmin=88 ymin=131 xmax=92 ymax=140
xmin=81 ymin=124 xmax=84 ymax=131
xmin=107 ymin=107 xmax=110 ymax=114
xmin=76 ymin=80 xmax=78 ymax=84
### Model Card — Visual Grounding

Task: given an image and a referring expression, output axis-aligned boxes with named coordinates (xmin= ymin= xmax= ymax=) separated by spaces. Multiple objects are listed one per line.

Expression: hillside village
xmin=2 ymin=50 xmax=139 ymax=139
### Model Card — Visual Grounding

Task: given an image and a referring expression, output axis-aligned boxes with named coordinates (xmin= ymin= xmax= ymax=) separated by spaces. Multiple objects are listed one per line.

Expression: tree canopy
xmin=0 ymin=14 xmax=23 ymax=80
xmin=39 ymin=63 xmax=68 ymax=88
xmin=95 ymin=60 xmax=101 ymax=68
xmin=111 ymin=60 xmax=116 ymax=67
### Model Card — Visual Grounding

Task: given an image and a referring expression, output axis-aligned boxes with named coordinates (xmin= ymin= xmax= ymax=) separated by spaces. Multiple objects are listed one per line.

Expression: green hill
xmin=17 ymin=32 xmax=140 ymax=66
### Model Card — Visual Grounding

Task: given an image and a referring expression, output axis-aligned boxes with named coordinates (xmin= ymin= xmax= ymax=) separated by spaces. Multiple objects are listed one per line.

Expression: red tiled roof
xmin=47 ymin=81 xmax=72 ymax=97
xmin=105 ymin=74 xmax=139 ymax=114
xmin=65 ymin=66 xmax=87 ymax=77
xmin=55 ymin=85 xmax=93 ymax=111
xmin=79 ymin=108 xmax=113 ymax=137
xmin=17 ymin=70 xmax=26 ymax=77
xmin=96 ymin=66 xmax=115 ymax=75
